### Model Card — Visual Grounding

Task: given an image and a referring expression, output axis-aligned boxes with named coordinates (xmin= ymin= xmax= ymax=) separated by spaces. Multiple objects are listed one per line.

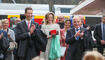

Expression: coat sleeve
xmin=15 ymin=23 xmax=30 ymax=42
xmin=0 ymin=37 xmax=9 ymax=53
xmin=66 ymin=30 xmax=76 ymax=45
xmin=94 ymin=25 xmax=101 ymax=45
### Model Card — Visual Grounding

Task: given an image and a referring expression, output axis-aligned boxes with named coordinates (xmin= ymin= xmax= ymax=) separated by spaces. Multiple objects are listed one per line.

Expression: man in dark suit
xmin=16 ymin=7 xmax=40 ymax=60
xmin=94 ymin=15 xmax=105 ymax=54
xmin=66 ymin=16 xmax=89 ymax=60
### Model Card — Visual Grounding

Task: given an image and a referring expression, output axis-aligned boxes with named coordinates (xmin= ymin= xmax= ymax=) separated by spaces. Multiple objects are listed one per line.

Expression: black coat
xmin=83 ymin=24 xmax=94 ymax=50
xmin=65 ymin=27 xmax=90 ymax=60
xmin=0 ymin=37 xmax=9 ymax=60
xmin=16 ymin=20 xmax=41 ymax=60
xmin=94 ymin=23 xmax=104 ymax=54
xmin=94 ymin=23 xmax=102 ymax=45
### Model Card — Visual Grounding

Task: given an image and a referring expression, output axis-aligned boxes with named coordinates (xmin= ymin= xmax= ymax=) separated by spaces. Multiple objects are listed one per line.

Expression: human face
xmin=102 ymin=17 xmax=105 ymax=24
xmin=47 ymin=14 xmax=54 ymax=24
xmin=2 ymin=21 xmax=9 ymax=29
xmin=73 ymin=17 xmax=82 ymax=28
xmin=58 ymin=16 xmax=64 ymax=23
xmin=25 ymin=10 xmax=33 ymax=21
xmin=65 ymin=21 xmax=70 ymax=28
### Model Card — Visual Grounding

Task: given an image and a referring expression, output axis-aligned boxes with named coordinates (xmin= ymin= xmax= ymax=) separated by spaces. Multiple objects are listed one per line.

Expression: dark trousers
xmin=18 ymin=57 xmax=25 ymax=60
xmin=97 ymin=45 xmax=105 ymax=54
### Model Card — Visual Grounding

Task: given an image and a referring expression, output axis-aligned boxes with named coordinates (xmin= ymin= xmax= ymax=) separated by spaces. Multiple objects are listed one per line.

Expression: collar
xmin=75 ymin=27 xmax=80 ymax=30
xmin=81 ymin=24 xmax=83 ymax=28
xmin=25 ymin=19 xmax=31 ymax=24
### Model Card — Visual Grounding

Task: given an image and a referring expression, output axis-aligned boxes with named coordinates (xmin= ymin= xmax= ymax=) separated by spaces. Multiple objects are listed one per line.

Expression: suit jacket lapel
xmin=72 ymin=28 xmax=75 ymax=36
xmin=23 ymin=20 xmax=29 ymax=32
xmin=30 ymin=20 xmax=33 ymax=28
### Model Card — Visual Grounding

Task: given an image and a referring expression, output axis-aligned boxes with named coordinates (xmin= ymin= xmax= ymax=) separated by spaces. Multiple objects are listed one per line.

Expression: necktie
xmin=76 ymin=28 xmax=78 ymax=32
xmin=28 ymin=21 xmax=30 ymax=30
xmin=76 ymin=28 xmax=80 ymax=40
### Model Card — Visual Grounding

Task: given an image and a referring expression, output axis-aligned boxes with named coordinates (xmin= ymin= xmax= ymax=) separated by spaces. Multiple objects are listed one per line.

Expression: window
xmin=60 ymin=8 xmax=71 ymax=13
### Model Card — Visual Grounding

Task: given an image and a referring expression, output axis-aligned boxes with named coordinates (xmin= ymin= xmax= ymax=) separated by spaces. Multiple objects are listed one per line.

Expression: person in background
xmin=0 ymin=20 xmax=9 ymax=60
xmin=41 ymin=12 xmax=61 ymax=60
xmin=13 ymin=18 xmax=21 ymax=28
xmin=57 ymin=15 xmax=65 ymax=29
xmin=0 ymin=29 xmax=9 ymax=60
xmin=83 ymin=51 xmax=104 ymax=60
xmin=94 ymin=15 xmax=105 ymax=54
xmin=66 ymin=16 xmax=90 ymax=60
xmin=0 ymin=20 xmax=7 ymax=39
xmin=11 ymin=18 xmax=21 ymax=33
xmin=10 ymin=18 xmax=21 ymax=60
xmin=2 ymin=19 xmax=16 ymax=60
xmin=60 ymin=19 xmax=71 ymax=60
xmin=80 ymin=15 xmax=94 ymax=50
xmin=15 ymin=18 xmax=21 ymax=24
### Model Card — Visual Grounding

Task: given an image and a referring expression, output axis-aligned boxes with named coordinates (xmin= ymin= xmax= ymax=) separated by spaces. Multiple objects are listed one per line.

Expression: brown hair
xmin=44 ymin=12 xmax=55 ymax=25
xmin=64 ymin=19 xmax=71 ymax=24
xmin=25 ymin=7 xmax=33 ymax=13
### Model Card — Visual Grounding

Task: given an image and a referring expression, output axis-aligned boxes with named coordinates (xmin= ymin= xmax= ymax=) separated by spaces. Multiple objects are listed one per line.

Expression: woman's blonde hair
xmin=44 ymin=12 xmax=55 ymax=25
xmin=83 ymin=51 xmax=104 ymax=60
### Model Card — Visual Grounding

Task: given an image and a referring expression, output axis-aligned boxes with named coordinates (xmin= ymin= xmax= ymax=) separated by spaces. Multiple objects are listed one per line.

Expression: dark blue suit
xmin=94 ymin=23 xmax=104 ymax=54
xmin=66 ymin=27 xmax=90 ymax=60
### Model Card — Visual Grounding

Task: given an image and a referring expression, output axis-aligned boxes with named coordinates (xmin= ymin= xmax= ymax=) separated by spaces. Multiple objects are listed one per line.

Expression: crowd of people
xmin=0 ymin=7 xmax=105 ymax=60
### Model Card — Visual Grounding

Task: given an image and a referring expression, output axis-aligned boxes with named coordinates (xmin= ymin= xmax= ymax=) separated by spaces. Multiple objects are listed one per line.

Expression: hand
xmin=8 ymin=34 xmax=10 ymax=38
xmin=80 ymin=31 xmax=84 ymax=38
xmin=0 ymin=33 xmax=3 ymax=40
xmin=87 ymin=26 xmax=90 ymax=30
xmin=101 ymin=40 xmax=105 ymax=45
xmin=51 ymin=33 xmax=56 ymax=37
xmin=62 ymin=35 xmax=65 ymax=40
xmin=30 ymin=24 xmax=36 ymax=35
xmin=75 ymin=30 xmax=81 ymax=37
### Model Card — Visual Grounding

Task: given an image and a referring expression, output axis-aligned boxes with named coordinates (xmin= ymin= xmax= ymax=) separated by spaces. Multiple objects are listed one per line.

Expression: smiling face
xmin=24 ymin=7 xmax=33 ymax=21
xmin=47 ymin=14 xmax=54 ymax=23
xmin=45 ymin=12 xmax=55 ymax=24
xmin=25 ymin=10 xmax=33 ymax=21
xmin=65 ymin=20 xmax=71 ymax=28
xmin=73 ymin=16 xmax=82 ymax=28
xmin=2 ymin=19 xmax=9 ymax=29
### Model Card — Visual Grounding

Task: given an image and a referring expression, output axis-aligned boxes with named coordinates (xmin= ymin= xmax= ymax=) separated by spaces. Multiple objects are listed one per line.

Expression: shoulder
xmin=54 ymin=23 xmax=60 ymax=27
xmin=32 ymin=21 xmax=38 ymax=25
xmin=8 ymin=28 xmax=14 ymax=32
xmin=17 ymin=20 xmax=25 ymax=25
xmin=96 ymin=23 xmax=101 ymax=26
xmin=41 ymin=24 xmax=46 ymax=28
xmin=95 ymin=23 xmax=101 ymax=29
